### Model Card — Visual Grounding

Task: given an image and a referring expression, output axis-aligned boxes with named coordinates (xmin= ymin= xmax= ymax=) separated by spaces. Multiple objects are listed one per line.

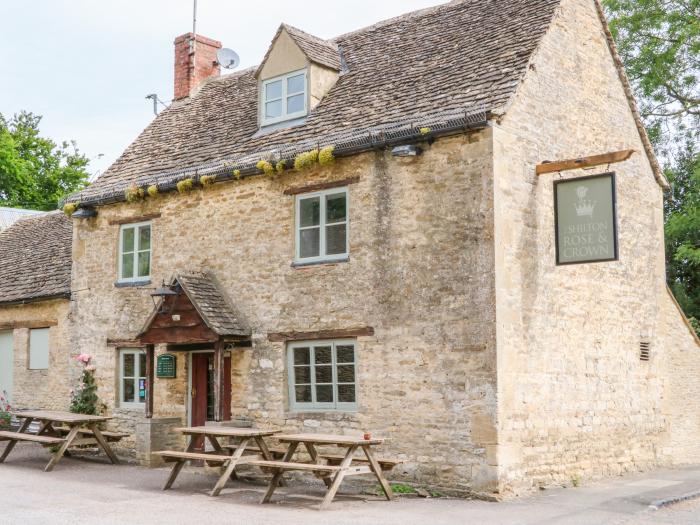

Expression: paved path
xmin=0 ymin=444 xmax=699 ymax=524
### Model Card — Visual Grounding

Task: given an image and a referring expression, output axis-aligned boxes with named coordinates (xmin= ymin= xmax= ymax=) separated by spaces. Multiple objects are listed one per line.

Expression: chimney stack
xmin=173 ymin=33 xmax=222 ymax=100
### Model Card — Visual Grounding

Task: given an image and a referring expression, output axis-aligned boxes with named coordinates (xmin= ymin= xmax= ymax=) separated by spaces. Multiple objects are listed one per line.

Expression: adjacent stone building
xmin=1 ymin=0 xmax=699 ymax=496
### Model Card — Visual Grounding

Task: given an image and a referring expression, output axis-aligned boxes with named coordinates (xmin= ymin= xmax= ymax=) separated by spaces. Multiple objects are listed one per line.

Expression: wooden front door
xmin=190 ymin=352 xmax=232 ymax=450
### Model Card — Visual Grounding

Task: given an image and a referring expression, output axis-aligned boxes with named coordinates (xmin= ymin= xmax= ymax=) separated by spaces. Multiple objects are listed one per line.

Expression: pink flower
xmin=74 ymin=353 xmax=91 ymax=364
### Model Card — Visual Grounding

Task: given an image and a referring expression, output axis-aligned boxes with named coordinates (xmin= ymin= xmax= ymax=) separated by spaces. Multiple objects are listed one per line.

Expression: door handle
xmin=191 ymin=387 xmax=197 ymax=398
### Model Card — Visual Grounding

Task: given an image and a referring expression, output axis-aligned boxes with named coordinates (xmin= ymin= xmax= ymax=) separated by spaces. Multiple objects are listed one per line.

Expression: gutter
xmin=0 ymin=293 xmax=71 ymax=308
xmin=69 ymin=106 xmax=490 ymax=208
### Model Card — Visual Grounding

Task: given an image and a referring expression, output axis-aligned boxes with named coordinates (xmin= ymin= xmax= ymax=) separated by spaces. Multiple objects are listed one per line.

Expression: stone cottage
xmin=2 ymin=0 xmax=700 ymax=496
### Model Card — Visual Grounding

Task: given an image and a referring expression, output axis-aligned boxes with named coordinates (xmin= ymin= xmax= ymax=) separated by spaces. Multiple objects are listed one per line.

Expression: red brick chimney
xmin=173 ymin=33 xmax=222 ymax=100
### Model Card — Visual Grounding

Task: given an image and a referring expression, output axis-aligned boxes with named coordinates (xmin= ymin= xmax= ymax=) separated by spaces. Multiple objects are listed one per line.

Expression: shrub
xmin=147 ymin=185 xmax=159 ymax=197
xmin=69 ymin=354 xmax=103 ymax=416
xmin=256 ymin=160 xmax=275 ymax=176
xmin=62 ymin=203 xmax=78 ymax=217
xmin=177 ymin=178 xmax=194 ymax=193
xmin=125 ymin=185 xmax=145 ymax=203
xmin=294 ymin=149 xmax=319 ymax=170
xmin=0 ymin=390 xmax=11 ymax=429
xmin=276 ymin=160 xmax=287 ymax=173
xmin=200 ymin=174 xmax=216 ymax=188
xmin=233 ymin=169 xmax=241 ymax=180
xmin=419 ymin=127 xmax=431 ymax=135
xmin=318 ymin=146 xmax=335 ymax=166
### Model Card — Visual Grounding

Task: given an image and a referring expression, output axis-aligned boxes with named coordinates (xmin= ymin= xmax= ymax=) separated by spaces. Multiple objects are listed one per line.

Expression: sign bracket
xmin=536 ymin=149 xmax=636 ymax=175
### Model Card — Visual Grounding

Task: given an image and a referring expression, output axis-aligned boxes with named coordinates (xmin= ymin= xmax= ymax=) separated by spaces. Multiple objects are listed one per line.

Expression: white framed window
xmin=118 ymin=221 xmax=151 ymax=283
xmin=261 ymin=69 xmax=307 ymax=126
xmin=295 ymin=188 xmax=348 ymax=264
xmin=119 ymin=349 xmax=147 ymax=408
xmin=28 ymin=328 xmax=49 ymax=370
xmin=287 ymin=340 xmax=358 ymax=411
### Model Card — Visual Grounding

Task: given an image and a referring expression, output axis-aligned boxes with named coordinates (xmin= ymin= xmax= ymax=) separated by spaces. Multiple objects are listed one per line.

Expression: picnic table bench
xmin=247 ymin=433 xmax=396 ymax=510
xmin=0 ymin=410 xmax=122 ymax=472
xmin=154 ymin=426 xmax=281 ymax=497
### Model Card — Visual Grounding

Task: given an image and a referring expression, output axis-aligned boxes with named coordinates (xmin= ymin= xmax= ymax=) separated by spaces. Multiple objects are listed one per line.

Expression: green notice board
xmin=554 ymin=172 xmax=618 ymax=265
xmin=156 ymin=354 xmax=177 ymax=378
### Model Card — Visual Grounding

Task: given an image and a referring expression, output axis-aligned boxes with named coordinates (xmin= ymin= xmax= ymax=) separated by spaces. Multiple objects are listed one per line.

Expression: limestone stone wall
xmin=70 ymin=131 xmax=498 ymax=493
xmin=492 ymin=0 xmax=700 ymax=493
xmin=0 ymin=299 xmax=74 ymax=411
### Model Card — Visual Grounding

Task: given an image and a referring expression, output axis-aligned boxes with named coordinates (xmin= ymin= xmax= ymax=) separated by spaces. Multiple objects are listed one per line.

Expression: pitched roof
xmin=175 ymin=272 xmax=250 ymax=338
xmin=0 ymin=207 xmax=43 ymax=231
xmin=71 ymin=0 xmax=561 ymax=205
xmin=0 ymin=212 xmax=72 ymax=305
xmin=255 ymin=24 xmax=341 ymax=76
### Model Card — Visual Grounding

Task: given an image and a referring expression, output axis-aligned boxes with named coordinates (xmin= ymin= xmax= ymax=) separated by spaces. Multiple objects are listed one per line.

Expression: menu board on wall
xmin=554 ymin=172 xmax=618 ymax=265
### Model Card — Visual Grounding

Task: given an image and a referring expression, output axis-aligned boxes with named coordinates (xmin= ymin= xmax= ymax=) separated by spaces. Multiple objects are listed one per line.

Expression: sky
xmin=0 ymin=0 xmax=445 ymax=179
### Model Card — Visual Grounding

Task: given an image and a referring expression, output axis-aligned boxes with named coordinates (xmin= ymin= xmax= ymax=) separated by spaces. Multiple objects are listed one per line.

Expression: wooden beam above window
xmin=108 ymin=213 xmax=161 ymax=226
xmin=536 ymin=149 xmax=636 ymax=175
xmin=0 ymin=320 xmax=57 ymax=330
xmin=268 ymin=326 xmax=374 ymax=342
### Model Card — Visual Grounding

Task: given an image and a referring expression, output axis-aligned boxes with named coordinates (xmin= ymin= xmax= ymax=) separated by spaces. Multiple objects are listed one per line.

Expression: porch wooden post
xmin=145 ymin=344 xmax=155 ymax=418
xmin=214 ymin=339 xmax=225 ymax=422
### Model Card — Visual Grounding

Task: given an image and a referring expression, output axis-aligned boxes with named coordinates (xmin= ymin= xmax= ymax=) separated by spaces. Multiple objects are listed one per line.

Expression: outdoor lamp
xmin=150 ymin=281 xmax=179 ymax=314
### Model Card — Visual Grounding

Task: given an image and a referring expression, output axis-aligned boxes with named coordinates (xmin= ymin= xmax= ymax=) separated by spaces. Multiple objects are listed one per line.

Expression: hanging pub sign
xmin=156 ymin=354 xmax=177 ymax=378
xmin=554 ymin=172 xmax=618 ymax=265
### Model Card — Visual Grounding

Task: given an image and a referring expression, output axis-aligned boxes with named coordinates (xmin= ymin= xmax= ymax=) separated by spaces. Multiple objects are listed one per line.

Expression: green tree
xmin=0 ymin=111 xmax=90 ymax=211
xmin=605 ymin=1 xmax=700 ymax=335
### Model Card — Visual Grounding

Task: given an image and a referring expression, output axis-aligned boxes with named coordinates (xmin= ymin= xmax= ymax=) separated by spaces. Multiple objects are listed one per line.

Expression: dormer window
xmin=262 ymin=69 xmax=307 ymax=126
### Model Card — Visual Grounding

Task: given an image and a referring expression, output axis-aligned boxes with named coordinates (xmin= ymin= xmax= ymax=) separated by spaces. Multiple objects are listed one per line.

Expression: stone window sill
xmin=291 ymin=257 xmax=349 ymax=269
xmin=114 ymin=280 xmax=152 ymax=288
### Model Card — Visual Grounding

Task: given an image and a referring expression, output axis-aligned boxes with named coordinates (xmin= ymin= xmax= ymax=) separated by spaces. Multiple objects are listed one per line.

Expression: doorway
xmin=188 ymin=352 xmax=231 ymax=450
xmin=0 ymin=331 xmax=12 ymax=403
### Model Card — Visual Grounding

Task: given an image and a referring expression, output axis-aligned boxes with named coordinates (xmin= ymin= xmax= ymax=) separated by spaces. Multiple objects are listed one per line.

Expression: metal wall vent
xmin=639 ymin=341 xmax=651 ymax=361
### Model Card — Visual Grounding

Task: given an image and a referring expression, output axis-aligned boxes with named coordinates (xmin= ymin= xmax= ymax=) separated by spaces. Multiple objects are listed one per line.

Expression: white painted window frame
xmin=28 ymin=327 xmax=50 ymax=370
xmin=119 ymin=348 xmax=147 ymax=409
xmin=287 ymin=339 xmax=358 ymax=412
xmin=117 ymin=221 xmax=152 ymax=283
xmin=261 ymin=69 xmax=308 ymax=126
xmin=295 ymin=187 xmax=349 ymax=264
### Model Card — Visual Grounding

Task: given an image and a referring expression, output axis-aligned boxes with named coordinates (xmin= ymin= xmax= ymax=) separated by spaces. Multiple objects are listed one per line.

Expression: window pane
xmin=265 ymin=80 xmax=282 ymax=101
xmin=315 ymin=346 xmax=332 ymax=364
xmin=139 ymin=353 xmax=147 ymax=378
xmin=294 ymin=366 xmax=311 ymax=384
xmin=337 ymin=365 xmax=355 ymax=383
xmin=122 ymin=228 xmax=134 ymax=253
xmin=316 ymin=384 xmax=333 ymax=403
xmin=326 ymin=224 xmax=347 ymax=255
xmin=300 ymin=228 xmax=320 ymax=258
xmin=336 ymin=345 xmax=355 ymax=364
xmin=123 ymin=379 xmax=135 ymax=403
xmin=315 ymin=365 xmax=332 ymax=384
xmin=326 ymin=194 xmax=346 ymax=223
xmin=293 ymin=347 xmax=310 ymax=365
xmin=299 ymin=197 xmax=320 ymax=227
xmin=295 ymin=385 xmax=312 ymax=403
xmin=287 ymin=73 xmax=305 ymax=94
xmin=28 ymin=328 xmax=50 ymax=370
xmin=123 ymin=353 xmax=135 ymax=378
xmin=137 ymin=251 xmax=150 ymax=278
xmin=338 ymin=384 xmax=356 ymax=403
xmin=287 ymin=94 xmax=304 ymax=114
xmin=265 ymin=100 xmax=282 ymax=118
xmin=121 ymin=253 xmax=134 ymax=279
xmin=139 ymin=226 xmax=151 ymax=250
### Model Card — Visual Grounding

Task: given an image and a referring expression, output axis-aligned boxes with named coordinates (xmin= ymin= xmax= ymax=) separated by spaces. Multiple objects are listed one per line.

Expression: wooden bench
xmin=245 ymin=459 xmax=341 ymax=475
xmin=227 ymin=445 xmax=399 ymax=471
xmin=0 ymin=431 xmax=64 ymax=446
xmin=54 ymin=426 xmax=128 ymax=443
xmin=153 ymin=450 xmax=232 ymax=466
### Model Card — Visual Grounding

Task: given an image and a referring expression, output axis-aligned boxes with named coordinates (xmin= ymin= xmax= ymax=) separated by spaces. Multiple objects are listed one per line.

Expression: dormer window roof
xmin=256 ymin=24 xmax=341 ymax=129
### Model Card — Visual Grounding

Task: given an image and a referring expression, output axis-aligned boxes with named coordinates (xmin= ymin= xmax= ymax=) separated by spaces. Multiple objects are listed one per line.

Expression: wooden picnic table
xmin=252 ymin=433 xmax=395 ymax=510
xmin=154 ymin=426 xmax=281 ymax=497
xmin=0 ymin=410 xmax=121 ymax=472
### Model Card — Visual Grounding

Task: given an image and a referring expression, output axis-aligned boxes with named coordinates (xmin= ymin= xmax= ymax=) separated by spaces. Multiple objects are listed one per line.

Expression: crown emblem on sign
xmin=574 ymin=186 xmax=596 ymax=218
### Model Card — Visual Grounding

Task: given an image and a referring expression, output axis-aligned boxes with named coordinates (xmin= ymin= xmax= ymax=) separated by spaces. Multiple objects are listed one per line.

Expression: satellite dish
xmin=216 ymin=48 xmax=240 ymax=69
